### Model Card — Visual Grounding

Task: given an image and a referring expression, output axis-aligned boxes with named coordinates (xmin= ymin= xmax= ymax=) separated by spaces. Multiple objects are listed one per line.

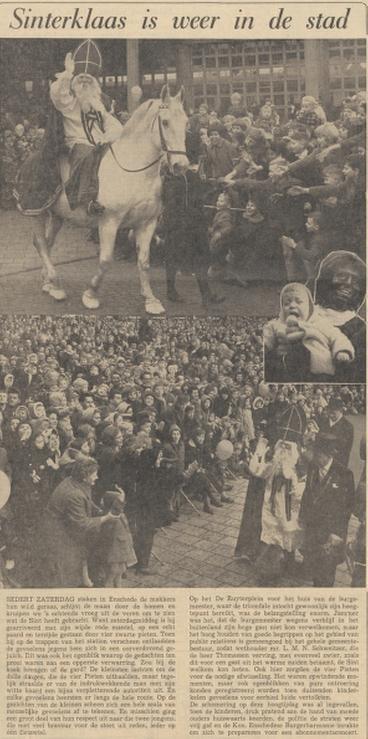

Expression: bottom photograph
xmin=0 ymin=314 xmax=364 ymax=590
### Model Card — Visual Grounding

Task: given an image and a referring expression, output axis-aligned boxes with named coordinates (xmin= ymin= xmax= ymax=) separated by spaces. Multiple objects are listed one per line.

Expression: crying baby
xmin=264 ymin=282 xmax=354 ymax=377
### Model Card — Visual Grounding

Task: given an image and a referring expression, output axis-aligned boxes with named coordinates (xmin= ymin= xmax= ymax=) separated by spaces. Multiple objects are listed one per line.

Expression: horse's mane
xmin=119 ymin=98 xmax=159 ymax=138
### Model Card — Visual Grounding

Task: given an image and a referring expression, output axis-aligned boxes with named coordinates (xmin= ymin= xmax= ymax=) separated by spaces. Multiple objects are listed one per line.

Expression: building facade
xmin=1 ymin=38 xmax=366 ymax=119
xmin=138 ymin=40 xmax=365 ymax=118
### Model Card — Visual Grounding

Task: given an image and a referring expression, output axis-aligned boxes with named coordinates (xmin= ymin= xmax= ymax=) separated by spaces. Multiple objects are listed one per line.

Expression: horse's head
xmin=155 ymin=85 xmax=188 ymax=172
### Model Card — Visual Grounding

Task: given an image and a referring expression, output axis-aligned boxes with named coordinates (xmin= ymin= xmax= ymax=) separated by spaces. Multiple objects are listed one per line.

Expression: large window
xmin=191 ymin=40 xmax=365 ymax=118
xmin=328 ymin=40 xmax=366 ymax=105
xmin=191 ymin=40 xmax=305 ymax=117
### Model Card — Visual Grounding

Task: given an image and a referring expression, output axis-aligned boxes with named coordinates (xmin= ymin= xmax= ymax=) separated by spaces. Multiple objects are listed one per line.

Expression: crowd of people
xmin=0 ymin=95 xmax=47 ymax=209
xmin=184 ymin=91 xmax=365 ymax=288
xmin=0 ymin=314 xmax=364 ymax=589
xmin=2 ymin=85 xmax=365 ymax=287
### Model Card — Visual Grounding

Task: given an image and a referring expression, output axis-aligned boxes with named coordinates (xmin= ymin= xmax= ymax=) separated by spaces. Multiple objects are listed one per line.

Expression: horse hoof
xmin=42 ymin=282 xmax=66 ymax=301
xmin=82 ymin=290 xmax=100 ymax=310
xmin=145 ymin=298 xmax=165 ymax=315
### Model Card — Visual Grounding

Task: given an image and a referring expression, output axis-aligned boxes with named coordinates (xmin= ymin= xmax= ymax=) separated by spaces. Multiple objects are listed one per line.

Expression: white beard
xmin=73 ymin=79 xmax=104 ymax=115
xmin=269 ymin=443 xmax=298 ymax=482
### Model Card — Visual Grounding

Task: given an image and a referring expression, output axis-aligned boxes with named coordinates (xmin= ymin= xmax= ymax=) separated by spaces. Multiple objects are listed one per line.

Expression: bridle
xmin=109 ymin=103 xmax=187 ymax=173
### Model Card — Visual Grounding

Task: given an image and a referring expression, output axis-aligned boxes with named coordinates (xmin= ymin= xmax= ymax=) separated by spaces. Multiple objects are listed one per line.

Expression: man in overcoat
xmin=299 ymin=433 xmax=355 ymax=587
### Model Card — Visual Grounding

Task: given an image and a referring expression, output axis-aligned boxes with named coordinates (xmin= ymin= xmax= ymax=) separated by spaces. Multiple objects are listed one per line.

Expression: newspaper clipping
xmin=0 ymin=2 xmax=366 ymax=738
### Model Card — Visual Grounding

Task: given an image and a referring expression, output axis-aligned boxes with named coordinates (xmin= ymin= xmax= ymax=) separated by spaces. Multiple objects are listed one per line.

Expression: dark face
xmin=34 ymin=434 xmax=45 ymax=450
xmin=48 ymin=413 xmax=58 ymax=429
xmin=329 ymin=408 xmax=342 ymax=424
xmin=59 ymin=417 xmax=72 ymax=433
xmin=92 ymin=411 xmax=101 ymax=425
xmin=8 ymin=392 xmax=19 ymax=407
xmin=330 ymin=264 xmax=362 ymax=310
xmin=287 ymin=138 xmax=307 ymax=156
xmin=83 ymin=396 xmax=95 ymax=409
xmin=209 ymin=131 xmax=221 ymax=144
xmin=142 ymin=373 xmax=152 ymax=387
xmin=171 ymin=429 xmax=181 ymax=444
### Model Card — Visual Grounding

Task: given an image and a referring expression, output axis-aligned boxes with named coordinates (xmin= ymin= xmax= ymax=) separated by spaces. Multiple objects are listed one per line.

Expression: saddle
xmin=64 ymin=144 xmax=108 ymax=211
xmin=14 ymin=102 xmax=108 ymax=215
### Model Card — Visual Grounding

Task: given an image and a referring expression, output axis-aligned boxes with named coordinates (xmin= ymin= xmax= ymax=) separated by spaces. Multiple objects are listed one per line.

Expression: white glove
xmin=64 ymin=52 xmax=75 ymax=77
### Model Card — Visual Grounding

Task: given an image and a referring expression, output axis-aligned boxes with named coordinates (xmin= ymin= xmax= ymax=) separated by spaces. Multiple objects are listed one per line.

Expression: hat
xmin=327 ymin=398 xmax=344 ymax=412
xmin=313 ymin=433 xmax=338 ymax=457
xmin=144 ymin=390 xmax=155 ymax=400
xmin=276 ymin=404 xmax=306 ymax=443
xmin=31 ymin=418 xmax=50 ymax=436
xmin=73 ymin=39 xmax=102 ymax=78
xmin=14 ymin=405 xmax=29 ymax=420
xmin=115 ymin=401 xmax=133 ymax=417
xmin=237 ymin=117 xmax=252 ymax=130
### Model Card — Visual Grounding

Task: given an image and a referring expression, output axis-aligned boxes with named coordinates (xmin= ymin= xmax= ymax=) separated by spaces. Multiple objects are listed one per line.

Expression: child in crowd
xmin=101 ymin=489 xmax=137 ymax=587
xmin=208 ymin=191 xmax=234 ymax=274
xmin=264 ymin=282 xmax=354 ymax=380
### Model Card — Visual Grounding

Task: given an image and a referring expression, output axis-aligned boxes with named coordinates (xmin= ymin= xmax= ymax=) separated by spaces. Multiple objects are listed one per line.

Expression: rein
xmin=109 ymin=145 xmax=162 ymax=173
xmin=109 ymin=104 xmax=187 ymax=173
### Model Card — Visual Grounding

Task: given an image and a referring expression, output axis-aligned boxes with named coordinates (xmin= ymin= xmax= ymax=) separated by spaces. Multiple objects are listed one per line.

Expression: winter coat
xmin=45 ymin=477 xmax=104 ymax=586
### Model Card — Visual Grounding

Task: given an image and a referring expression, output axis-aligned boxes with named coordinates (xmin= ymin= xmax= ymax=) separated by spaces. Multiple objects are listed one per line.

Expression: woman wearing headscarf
xmin=94 ymin=425 xmax=124 ymax=502
xmin=160 ymin=425 xmax=186 ymax=523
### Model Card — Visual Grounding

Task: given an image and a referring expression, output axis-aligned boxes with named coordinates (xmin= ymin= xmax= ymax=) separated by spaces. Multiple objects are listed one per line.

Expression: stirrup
xmin=87 ymin=200 xmax=105 ymax=216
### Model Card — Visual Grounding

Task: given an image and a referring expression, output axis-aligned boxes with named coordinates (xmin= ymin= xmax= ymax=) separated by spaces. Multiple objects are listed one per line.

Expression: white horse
xmin=31 ymin=85 xmax=188 ymax=315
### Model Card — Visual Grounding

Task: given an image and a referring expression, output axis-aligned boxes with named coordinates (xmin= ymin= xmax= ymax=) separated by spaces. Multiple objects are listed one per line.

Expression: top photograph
xmin=0 ymin=38 xmax=366 ymax=318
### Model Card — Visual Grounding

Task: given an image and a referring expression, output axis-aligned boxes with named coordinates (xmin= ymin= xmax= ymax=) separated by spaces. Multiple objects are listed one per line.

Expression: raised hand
xmin=64 ymin=52 xmax=75 ymax=76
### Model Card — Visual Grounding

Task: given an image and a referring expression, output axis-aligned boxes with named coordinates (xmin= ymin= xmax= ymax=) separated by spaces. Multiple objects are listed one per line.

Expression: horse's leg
xmin=82 ymin=213 xmax=120 ymax=310
xmin=46 ymin=212 xmax=63 ymax=249
xmin=136 ymin=219 xmax=165 ymax=315
xmin=32 ymin=212 xmax=66 ymax=301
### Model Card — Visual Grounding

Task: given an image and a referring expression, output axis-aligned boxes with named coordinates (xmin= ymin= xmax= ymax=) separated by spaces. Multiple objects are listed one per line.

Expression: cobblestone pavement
xmin=0 ymin=210 xmax=279 ymax=316
xmin=119 ymin=477 xmax=358 ymax=590
xmin=123 ymin=414 xmax=363 ymax=589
